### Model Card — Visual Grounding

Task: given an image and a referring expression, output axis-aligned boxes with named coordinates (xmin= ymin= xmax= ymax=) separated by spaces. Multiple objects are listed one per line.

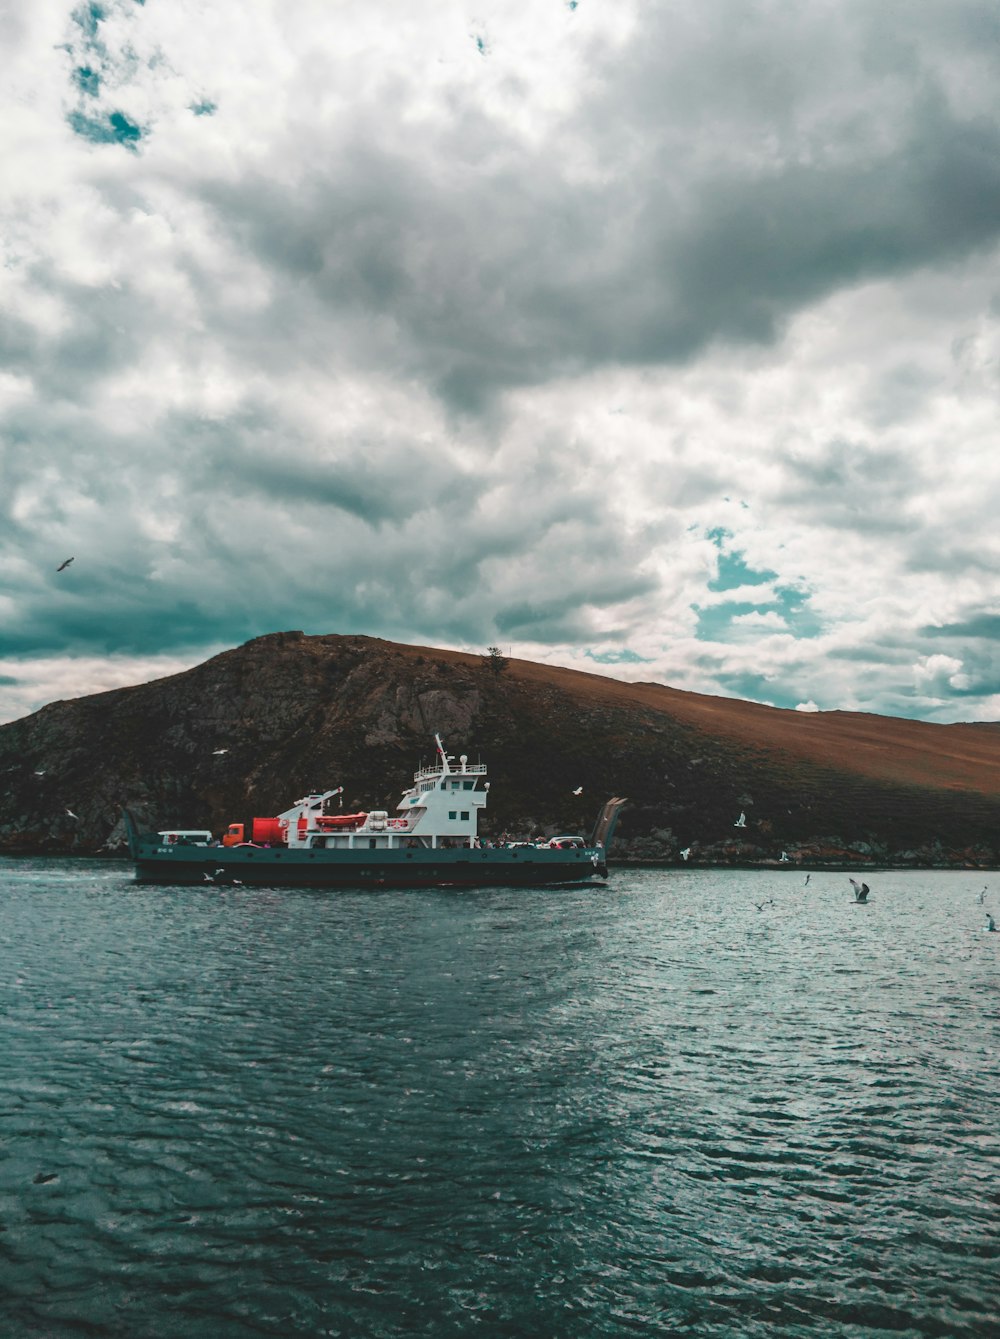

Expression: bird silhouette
xmin=849 ymin=878 xmax=870 ymax=903
xmin=56 ymin=558 xmax=74 ymax=572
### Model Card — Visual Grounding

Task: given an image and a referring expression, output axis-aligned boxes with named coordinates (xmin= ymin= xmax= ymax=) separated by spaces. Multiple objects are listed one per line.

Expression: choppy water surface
xmin=1 ymin=860 xmax=998 ymax=1337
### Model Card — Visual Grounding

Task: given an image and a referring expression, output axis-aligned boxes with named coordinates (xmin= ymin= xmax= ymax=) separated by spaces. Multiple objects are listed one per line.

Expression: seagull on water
xmin=849 ymin=878 xmax=870 ymax=903
xmin=977 ymin=887 xmax=987 ymax=904
xmin=804 ymin=874 xmax=811 ymax=886
xmin=987 ymin=914 xmax=996 ymax=932
xmin=56 ymin=558 xmax=74 ymax=572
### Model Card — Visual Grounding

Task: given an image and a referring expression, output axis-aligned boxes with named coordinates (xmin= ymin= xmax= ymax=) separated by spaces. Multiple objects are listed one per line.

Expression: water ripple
xmin=1 ymin=860 xmax=998 ymax=1336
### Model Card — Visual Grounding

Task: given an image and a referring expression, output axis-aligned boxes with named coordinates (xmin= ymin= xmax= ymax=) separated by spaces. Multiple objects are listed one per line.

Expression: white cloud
xmin=1 ymin=1 xmax=999 ymax=725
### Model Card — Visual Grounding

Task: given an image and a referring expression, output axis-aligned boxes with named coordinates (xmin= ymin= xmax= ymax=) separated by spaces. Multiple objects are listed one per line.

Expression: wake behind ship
xmin=125 ymin=736 xmax=626 ymax=889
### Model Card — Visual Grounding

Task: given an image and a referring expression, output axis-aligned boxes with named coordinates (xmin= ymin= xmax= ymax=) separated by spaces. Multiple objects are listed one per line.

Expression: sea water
xmin=1 ymin=859 xmax=997 ymax=1338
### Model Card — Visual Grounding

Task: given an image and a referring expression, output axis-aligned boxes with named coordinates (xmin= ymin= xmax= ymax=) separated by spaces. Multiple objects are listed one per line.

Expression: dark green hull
xmin=131 ymin=840 xmax=609 ymax=888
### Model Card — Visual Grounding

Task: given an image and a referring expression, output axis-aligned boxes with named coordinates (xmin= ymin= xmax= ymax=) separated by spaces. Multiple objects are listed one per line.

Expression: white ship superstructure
xmin=279 ymin=735 xmax=488 ymax=851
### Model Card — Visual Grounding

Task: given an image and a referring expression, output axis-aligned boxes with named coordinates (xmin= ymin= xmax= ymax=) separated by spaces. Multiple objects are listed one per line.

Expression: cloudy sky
xmin=3 ymin=0 xmax=1000 ymax=725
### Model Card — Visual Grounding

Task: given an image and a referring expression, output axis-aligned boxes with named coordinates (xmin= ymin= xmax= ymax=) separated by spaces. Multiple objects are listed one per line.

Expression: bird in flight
xmin=849 ymin=878 xmax=870 ymax=903
xmin=65 ymin=807 xmax=79 ymax=820
xmin=56 ymin=558 xmax=74 ymax=572
xmin=734 ymin=812 xmax=747 ymax=828
xmin=572 ymin=786 xmax=583 ymax=795
xmin=212 ymin=748 xmax=229 ymax=756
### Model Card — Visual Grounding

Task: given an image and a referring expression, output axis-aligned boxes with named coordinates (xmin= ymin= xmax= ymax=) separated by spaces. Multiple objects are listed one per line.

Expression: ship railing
xmin=413 ymin=761 xmax=488 ymax=782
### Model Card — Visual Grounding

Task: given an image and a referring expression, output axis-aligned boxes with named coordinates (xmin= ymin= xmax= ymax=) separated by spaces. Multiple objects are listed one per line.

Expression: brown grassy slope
xmin=394 ymin=640 xmax=1000 ymax=798
xmin=510 ymin=659 xmax=1000 ymax=796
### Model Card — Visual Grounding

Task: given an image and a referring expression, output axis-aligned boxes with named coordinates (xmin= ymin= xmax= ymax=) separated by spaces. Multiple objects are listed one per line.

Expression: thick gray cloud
xmin=2 ymin=0 xmax=1000 ymax=724
xmin=187 ymin=1 xmax=1000 ymax=410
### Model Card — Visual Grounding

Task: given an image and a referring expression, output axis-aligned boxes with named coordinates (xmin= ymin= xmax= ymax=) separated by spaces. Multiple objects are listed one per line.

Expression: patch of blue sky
xmin=713 ymin=669 xmax=803 ymax=710
xmin=694 ymin=601 xmax=758 ymax=641
xmin=74 ymin=65 xmax=101 ymax=97
xmin=774 ymin=586 xmax=822 ymax=638
xmin=73 ymin=3 xmax=107 ymax=41
xmin=68 ymin=109 xmax=144 ymax=149
xmin=693 ymin=585 xmax=821 ymax=643
xmin=705 ymin=527 xmax=776 ymax=592
xmin=585 ymin=648 xmax=652 ymax=665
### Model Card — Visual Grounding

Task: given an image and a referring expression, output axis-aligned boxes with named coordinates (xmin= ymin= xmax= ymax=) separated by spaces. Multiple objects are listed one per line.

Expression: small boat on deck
xmin=124 ymin=736 xmax=626 ymax=889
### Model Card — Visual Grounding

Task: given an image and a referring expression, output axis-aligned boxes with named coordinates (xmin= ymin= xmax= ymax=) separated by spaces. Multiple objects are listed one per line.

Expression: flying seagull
xmin=212 ymin=748 xmax=229 ymax=756
xmin=65 ymin=808 xmax=79 ymax=820
xmin=849 ymin=878 xmax=870 ymax=903
xmin=680 ymin=847 xmax=691 ymax=861
xmin=34 ymin=770 xmax=45 ymax=777
xmin=56 ymin=558 xmax=74 ymax=572
xmin=734 ymin=812 xmax=747 ymax=828
xmin=804 ymin=874 xmax=811 ymax=886
xmin=572 ymin=786 xmax=583 ymax=795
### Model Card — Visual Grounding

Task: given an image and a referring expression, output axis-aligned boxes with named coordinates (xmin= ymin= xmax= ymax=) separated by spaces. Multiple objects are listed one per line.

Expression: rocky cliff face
xmin=2 ymin=631 xmax=1000 ymax=866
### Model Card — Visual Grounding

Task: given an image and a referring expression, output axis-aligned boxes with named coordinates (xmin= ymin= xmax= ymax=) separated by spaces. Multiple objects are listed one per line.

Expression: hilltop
xmin=2 ymin=631 xmax=999 ymax=866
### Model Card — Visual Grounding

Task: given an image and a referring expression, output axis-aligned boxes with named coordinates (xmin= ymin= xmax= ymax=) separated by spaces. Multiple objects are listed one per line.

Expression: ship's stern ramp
xmin=591 ymin=797 xmax=627 ymax=851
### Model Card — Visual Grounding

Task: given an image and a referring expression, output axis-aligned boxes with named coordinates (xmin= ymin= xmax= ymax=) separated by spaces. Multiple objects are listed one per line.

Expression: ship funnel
xmin=591 ymin=797 xmax=627 ymax=850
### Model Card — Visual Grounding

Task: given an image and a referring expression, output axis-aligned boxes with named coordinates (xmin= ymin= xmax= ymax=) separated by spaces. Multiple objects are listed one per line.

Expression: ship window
xmin=463 ymin=781 xmax=473 ymax=790
xmin=369 ymin=838 xmax=377 ymax=848
xmin=460 ymin=811 xmax=469 ymax=820
xmin=449 ymin=810 xmax=457 ymax=820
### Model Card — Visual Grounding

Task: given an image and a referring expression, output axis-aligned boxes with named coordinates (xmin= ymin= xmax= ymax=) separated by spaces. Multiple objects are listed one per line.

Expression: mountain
xmin=2 ymin=631 xmax=1000 ymax=866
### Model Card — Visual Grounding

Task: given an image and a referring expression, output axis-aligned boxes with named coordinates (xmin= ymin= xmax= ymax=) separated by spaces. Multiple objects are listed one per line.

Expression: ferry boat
xmin=124 ymin=736 xmax=626 ymax=888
